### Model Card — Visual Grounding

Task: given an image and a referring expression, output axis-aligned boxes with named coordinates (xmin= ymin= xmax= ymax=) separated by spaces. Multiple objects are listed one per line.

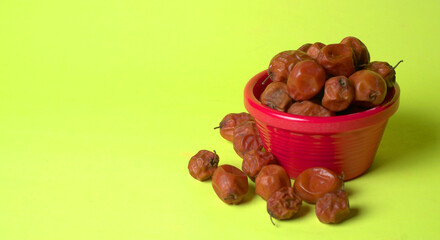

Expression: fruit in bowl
xmin=189 ymin=37 xmax=400 ymax=225
xmin=261 ymin=36 xmax=401 ymax=118
xmin=244 ymin=36 xmax=401 ymax=180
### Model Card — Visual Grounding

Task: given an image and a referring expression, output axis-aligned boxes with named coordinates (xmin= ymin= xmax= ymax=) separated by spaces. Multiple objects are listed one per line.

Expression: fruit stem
xmin=393 ymin=60 xmax=403 ymax=69
xmin=210 ymin=150 xmax=218 ymax=166
xmin=261 ymin=73 xmax=272 ymax=85
xmin=368 ymin=92 xmax=377 ymax=101
xmin=338 ymin=78 xmax=347 ymax=88
xmin=270 ymin=215 xmax=276 ymax=226
xmin=357 ymin=63 xmax=367 ymax=69
xmin=213 ymin=126 xmax=220 ymax=130
xmin=223 ymin=194 xmax=237 ymax=201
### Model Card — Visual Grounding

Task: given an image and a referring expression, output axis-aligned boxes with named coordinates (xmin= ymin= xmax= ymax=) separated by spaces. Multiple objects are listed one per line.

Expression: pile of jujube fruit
xmin=187 ymin=37 xmax=399 ymax=225
xmin=188 ymin=112 xmax=350 ymax=224
xmin=262 ymin=36 xmax=402 ymax=116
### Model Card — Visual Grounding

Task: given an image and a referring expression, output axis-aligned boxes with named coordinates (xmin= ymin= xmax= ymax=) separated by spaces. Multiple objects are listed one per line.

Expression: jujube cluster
xmin=265 ymin=167 xmax=350 ymax=224
xmin=188 ymin=147 xmax=351 ymax=224
xmin=187 ymin=36 xmax=396 ymax=225
xmin=189 ymin=112 xmax=353 ymax=224
xmin=188 ymin=112 xmax=282 ymax=205
xmin=264 ymin=36 xmax=402 ymax=116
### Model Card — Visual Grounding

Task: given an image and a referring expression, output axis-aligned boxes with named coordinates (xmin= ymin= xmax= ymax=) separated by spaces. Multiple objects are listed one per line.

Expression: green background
xmin=1 ymin=0 xmax=439 ymax=239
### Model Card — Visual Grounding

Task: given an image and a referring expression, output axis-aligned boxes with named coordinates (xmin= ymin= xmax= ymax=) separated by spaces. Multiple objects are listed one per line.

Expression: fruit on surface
xmin=212 ymin=164 xmax=249 ymax=204
xmin=215 ymin=112 xmax=253 ymax=142
xmin=233 ymin=121 xmax=264 ymax=158
xmin=255 ymin=164 xmax=291 ymax=200
xmin=315 ymin=190 xmax=350 ymax=224
xmin=188 ymin=150 xmax=219 ymax=181
xmin=267 ymin=186 xmax=302 ymax=222
xmin=293 ymin=167 xmax=343 ymax=204
xmin=242 ymin=150 xmax=278 ymax=182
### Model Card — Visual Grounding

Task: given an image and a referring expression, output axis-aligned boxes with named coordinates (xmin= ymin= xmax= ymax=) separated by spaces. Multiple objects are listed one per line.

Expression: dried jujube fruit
xmin=261 ymin=36 xmax=399 ymax=117
xmin=317 ymin=43 xmax=356 ymax=77
xmin=287 ymin=60 xmax=326 ymax=101
xmin=306 ymin=42 xmax=326 ymax=60
xmin=212 ymin=164 xmax=249 ymax=205
xmin=349 ymin=69 xmax=387 ymax=107
xmin=242 ymin=150 xmax=278 ymax=182
xmin=322 ymin=76 xmax=355 ymax=112
xmin=315 ymin=190 xmax=350 ymax=224
xmin=255 ymin=164 xmax=291 ymax=200
xmin=293 ymin=167 xmax=343 ymax=204
xmin=214 ymin=112 xmax=253 ymax=142
xmin=267 ymin=186 xmax=302 ymax=223
xmin=188 ymin=150 xmax=219 ymax=181
xmin=297 ymin=43 xmax=312 ymax=52
xmin=364 ymin=60 xmax=403 ymax=88
xmin=287 ymin=100 xmax=334 ymax=117
xmin=268 ymin=50 xmax=312 ymax=82
xmin=260 ymin=81 xmax=292 ymax=112
xmin=340 ymin=36 xmax=370 ymax=68
xmin=233 ymin=121 xmax=264 ymax=158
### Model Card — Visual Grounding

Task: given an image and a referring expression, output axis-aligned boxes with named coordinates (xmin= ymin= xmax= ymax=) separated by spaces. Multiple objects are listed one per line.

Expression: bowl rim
xmin=244 ymin=70 xmax=400 ymax=134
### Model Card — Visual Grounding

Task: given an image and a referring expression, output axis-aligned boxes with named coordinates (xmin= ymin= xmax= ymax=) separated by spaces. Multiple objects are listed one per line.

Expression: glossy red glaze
xmin=244 ymin=70 xmax=400 ymax=180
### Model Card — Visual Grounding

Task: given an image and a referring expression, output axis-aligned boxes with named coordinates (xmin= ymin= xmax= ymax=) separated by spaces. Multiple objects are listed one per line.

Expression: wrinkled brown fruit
xmin=255 ymin=164 xmax=291 ymax=200
xmin=267 ymin=186 xmax=302 ymax=222
xmin=287 ymin=60 xmax=326 ymax=101
xmin=287 ymin=100 xmax=334 ymax=117
xmin=349 ymin=69 xmax=387 ymax=108
xmin=260 ymin=81 xmax=292 ymax=112
xmin=364 ymin=61 xmax=399 ymax=88
xmin=297 ymin=43 xmax=312 ymax=52
xmin=322 ymin=76 xmax=355 ymax=112
xmin=315 ymin=190 xmax=350 ymax=224
xmin=306 ymin=42 xmax=325 ymax=60
xmin=317 ymin=44 xmax=355 ymax=77
xmin=293 ymin=167 xmax=344 ymax=204
xmin=212 ymin=164 xmax=249 ymax=205
xmin=242 ymin=150 xmax=278 ymax=182
xmin=215 ymin=112 xmax=254 ymax=142
xmin=233 ymin=121 xmax=264 ymax=158
xmin=188 ymin=150 xmax=219 ymax=181
xmin=340 ymin=36 xmax=370 ymax=68
xmin=268 ymin=50 xmax=312 ymax=82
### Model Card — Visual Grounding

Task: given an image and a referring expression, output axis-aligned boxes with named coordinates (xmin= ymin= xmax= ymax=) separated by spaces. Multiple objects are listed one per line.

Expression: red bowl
xmin=244 ymin=70 xmax=400 ymax=180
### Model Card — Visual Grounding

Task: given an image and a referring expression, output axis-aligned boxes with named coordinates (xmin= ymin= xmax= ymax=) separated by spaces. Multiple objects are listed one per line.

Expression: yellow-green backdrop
xmin=1 ymin=0 xmax=439 ymax=239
